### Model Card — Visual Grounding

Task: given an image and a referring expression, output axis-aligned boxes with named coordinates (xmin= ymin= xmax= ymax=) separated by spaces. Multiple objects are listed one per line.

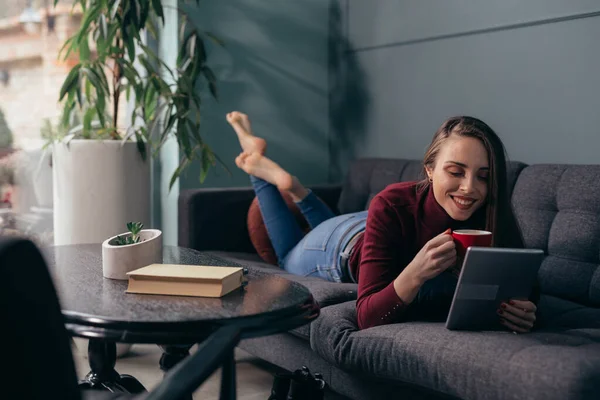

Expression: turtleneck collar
xmin=420 ymin=184 xmax=486 ymax=233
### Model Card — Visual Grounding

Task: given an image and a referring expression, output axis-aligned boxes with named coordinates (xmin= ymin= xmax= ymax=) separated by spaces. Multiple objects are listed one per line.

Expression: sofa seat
xmin=208 ymin=251 xmax=358 ymax=340
xmin=310 ymin=300 xmax=600 ymax=400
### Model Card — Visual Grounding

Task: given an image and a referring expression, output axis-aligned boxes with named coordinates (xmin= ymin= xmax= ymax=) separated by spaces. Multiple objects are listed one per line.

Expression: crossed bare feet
xmin=226 ymin=111 xmax=308 ymax=199
xmin=234 ymin=152 xmax=294 ymax=191
xmin=226 ymin=112 xmax=267 ymax=155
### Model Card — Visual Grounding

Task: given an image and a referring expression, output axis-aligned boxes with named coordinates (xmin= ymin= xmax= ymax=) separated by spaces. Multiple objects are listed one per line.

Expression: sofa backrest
xmin=338 ymin=158 xmax=526 ymax=214
xmin=511 ymin=165 xmax=600 ymax=307
xmin=337 ymin=159 xmax=424 ymax=214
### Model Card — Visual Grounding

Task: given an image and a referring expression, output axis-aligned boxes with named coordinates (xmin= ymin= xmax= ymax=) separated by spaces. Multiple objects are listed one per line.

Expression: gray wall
xmin=179 ymin=1 xmax=330 ymax=189
xmin=332 ymin=0 xmax=600 ymax=178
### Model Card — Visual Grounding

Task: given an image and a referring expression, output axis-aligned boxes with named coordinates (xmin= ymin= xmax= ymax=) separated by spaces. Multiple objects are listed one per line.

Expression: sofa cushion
xmin=208 ymin=251 xmax=358 ymax=340
xmin=512 ymin=165 xmax=600 ymax=307
xmin=338 ymin=158 xmax=527 ymax=214
xmin=311 ymin=301 xmax=600 ymax=400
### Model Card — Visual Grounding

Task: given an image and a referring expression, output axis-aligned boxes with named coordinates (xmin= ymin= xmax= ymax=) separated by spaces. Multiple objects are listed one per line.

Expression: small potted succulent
xmin=102 ymin=222 xmax=162 ymax=280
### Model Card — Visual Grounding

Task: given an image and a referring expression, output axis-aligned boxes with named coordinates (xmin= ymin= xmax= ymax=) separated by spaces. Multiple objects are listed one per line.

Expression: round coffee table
xmin=43 ymin=244 xmax=319 ymax=394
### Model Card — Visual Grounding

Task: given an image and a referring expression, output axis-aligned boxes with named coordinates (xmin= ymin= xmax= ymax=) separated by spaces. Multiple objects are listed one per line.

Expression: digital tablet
xmin=445 ymin=247 xmax=544 ymax=331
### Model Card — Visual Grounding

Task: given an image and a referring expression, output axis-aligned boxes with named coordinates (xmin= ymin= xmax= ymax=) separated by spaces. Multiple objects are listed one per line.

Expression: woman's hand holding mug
xmin=406 ymin=229 xmax=457 ymax=284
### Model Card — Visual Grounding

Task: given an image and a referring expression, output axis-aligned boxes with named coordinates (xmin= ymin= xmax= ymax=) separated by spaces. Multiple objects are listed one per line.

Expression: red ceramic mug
xmin=451 ymin=229 xmax=493 ymax=261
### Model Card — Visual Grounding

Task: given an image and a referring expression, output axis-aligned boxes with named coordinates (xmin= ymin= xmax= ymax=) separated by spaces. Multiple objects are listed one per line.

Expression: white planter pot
xmin=52 ymin=140 xmax=150 ymax=246
xmin=102 ymin=229 xmax=163 ymax=280
xmin=32 ymin=149 xmax=53 ymax=208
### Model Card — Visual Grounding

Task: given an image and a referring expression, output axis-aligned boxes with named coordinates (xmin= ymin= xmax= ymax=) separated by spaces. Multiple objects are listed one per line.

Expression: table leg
xmin=78 ymin=339 xmax=146 ymax=394
xmin=219 ymin=349 xmax=236 ymax=400
xmin=159 ymin=344 xmax=193 ymax=372
xmin=158 ymin=345 xmax=193 ymax=400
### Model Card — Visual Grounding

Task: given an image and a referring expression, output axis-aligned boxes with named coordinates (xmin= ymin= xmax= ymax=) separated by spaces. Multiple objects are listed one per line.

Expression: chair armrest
xmin=142 ymin=326 xmax=241 ymax=400
xmin=178 ymin=184 xmax=343 ymax=253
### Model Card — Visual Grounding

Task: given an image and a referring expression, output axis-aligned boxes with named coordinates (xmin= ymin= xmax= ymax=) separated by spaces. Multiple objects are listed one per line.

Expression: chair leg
xmin=219 ymin=349 xmax=236 ymax=400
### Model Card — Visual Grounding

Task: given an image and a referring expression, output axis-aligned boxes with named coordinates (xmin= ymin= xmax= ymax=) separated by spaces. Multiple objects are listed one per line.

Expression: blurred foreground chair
xmin=0 ymin=237 xmax=240 ymax=400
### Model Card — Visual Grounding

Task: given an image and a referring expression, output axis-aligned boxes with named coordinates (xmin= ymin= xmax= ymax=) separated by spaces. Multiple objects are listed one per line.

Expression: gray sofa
xmin=178 ymin=158 xmax=600 ymax=400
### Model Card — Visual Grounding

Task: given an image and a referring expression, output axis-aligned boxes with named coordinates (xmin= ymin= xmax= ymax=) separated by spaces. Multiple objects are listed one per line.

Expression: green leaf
xmin=195 ymin=36 xmax=207 ymax=64
xmin=61 ymin=99 xmax=76 ymax=130
xmin=99 ymin=14 xmax=108 ymax=40
xmin=138 ymin=54 xmax=156 ymax=76
xmin=85 ymin=78 xmax=92 ymax=102
xmin=169 ymin=157 xmax=190 ymax=191
xmin=58 ymin=36 xmax=76 ymax=60
xmin=202 ymin=67 xmax=218 ymax=99
xmin=200 ymin=145 xmax=213 ymax=183
xmin=135 ymin=132 xmax=147 ymax=161
xmin=119 ymin=60 xmax=141 ymax=86
xmin=144 ymin=85 xmax=158 ymax=120
xmin=139 ymin=43 xmax=169 ymax=73
xmin=77 ymin=3 xmax=102 ymax=45
xmin=151 ymin=0 xmax=164 ymax=24
xmin=83 ymin=107 xmax=95 ymax=136
xmin=96 ymin=94 xmax=106 ymax=127
xmin=187 ymin=34 xmax=197 ymax=59
xmin=75 ymin=84 xmax=83 ymax=108
xmin=186 ymin=118 xmax=202 ymax=142
xmin=178 ymin=120 xmax=193 ymax=159
xmin=79 ymin=37 xmax=91 ymax=61
xmin=128 ymin=0 xmax=140 ymax=26
xmin=59 ymin=64 xmax=81 ymax=101
xmin=125 ymin=26 xmax=137 ymax=61
xmin=81 ymin=67 xmax=103 ymax=96
xmin=110 ymin=0 xmax=122 ymax=19
xmin=139 ymin=0 xmax=149 ymax=28
xmin=179 ymin=17 xmax=187 ymax=43
xmin=91 ymin=64 xmax=111 ymax=94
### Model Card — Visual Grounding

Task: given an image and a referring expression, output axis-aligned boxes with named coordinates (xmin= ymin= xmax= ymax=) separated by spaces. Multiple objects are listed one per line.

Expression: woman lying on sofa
xmin=226 ymin=112 xmax=538 ymax=333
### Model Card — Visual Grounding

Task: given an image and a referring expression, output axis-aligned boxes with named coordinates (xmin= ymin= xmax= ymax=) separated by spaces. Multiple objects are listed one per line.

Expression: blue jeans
xmin=251 ymin=176 xmax=367 ymax=282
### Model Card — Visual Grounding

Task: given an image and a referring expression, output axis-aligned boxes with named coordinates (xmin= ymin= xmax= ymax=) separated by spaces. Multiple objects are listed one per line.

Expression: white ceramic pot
xmin=52 ymin=140 xmax=151 ymax=246
xmin=102 ymin=229 xmax=163 ymax=280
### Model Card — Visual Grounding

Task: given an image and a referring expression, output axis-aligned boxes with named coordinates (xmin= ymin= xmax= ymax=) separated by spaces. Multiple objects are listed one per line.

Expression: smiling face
xmin=425 ymin=134 xmax=489 ymax=221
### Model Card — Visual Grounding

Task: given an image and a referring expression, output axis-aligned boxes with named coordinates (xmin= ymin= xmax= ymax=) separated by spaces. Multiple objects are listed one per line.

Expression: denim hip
xmin=282 ymin=211 xmax=368 ymax=282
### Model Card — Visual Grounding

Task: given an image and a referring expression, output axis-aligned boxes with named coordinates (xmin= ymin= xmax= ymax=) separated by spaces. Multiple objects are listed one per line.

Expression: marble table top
xmin=42 ymin=244 xmax=318 ymax=343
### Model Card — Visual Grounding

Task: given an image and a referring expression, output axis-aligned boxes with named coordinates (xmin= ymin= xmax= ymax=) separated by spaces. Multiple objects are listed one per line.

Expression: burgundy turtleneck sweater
xmin=349 ymin=181 xmax=486 ymax=330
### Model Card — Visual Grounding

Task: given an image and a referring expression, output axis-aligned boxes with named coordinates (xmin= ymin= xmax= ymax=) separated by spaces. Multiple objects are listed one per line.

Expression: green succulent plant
xmin=114 ymin=221 xmax=144 ymax=245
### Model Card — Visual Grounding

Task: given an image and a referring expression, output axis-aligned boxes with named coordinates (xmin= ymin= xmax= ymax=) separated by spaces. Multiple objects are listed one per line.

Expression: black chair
xmin=0 ymin=237 xmax=240 ymax=400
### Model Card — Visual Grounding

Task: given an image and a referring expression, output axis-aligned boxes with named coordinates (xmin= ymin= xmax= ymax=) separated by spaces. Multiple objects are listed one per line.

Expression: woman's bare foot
xmin=235 ymin=152 xmax=309 ymax=201
xmin=226 ymin=112 xmax=267 ymax=155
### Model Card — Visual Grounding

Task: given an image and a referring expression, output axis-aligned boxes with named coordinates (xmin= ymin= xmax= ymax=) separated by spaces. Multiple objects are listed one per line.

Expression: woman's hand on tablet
xmin=498 ymin=299 xmax=537 ymax=333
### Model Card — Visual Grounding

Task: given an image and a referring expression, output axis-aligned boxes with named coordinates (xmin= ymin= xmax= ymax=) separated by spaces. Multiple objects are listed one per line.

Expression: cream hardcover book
xmin=126 ymin=264 xmax=244 ymax=298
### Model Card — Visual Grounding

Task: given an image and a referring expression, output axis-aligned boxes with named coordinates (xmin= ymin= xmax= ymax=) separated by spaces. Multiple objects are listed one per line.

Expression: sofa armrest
xmin=179 ymin=187 xmax=257 ymax=252
xmin=178 ymin=184 xmax=342 ymax=253
xmin=307 ymin=184 xmax=343 ymax=215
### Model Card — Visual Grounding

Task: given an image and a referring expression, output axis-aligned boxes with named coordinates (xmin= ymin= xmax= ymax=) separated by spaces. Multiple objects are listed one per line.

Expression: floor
xmin=72 ymin=341 xmax=275 ymax=399
xmin=72 ymin=340 xmax=347 ymax=399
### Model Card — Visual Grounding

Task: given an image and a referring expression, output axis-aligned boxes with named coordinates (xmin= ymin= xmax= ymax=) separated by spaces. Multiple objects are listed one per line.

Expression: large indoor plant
xmin=51 ymin=0 xmax=222 ymax=245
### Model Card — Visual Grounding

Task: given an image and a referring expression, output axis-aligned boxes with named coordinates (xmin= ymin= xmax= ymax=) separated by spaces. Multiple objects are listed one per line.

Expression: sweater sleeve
xmin=356 ymin=195 xmax=409 ymax=329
